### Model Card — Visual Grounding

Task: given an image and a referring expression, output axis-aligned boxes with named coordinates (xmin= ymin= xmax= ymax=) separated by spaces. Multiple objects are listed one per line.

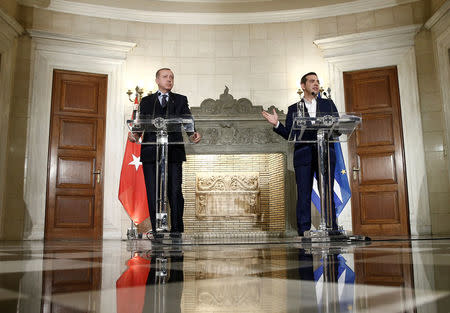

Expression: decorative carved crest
xmin=192 ymin=86 xmax=284 ymax=116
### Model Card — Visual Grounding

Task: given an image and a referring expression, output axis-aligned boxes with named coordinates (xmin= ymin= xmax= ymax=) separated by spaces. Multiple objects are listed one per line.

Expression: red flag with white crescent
xmin=118 ymin=95 xmax=149 ymax=224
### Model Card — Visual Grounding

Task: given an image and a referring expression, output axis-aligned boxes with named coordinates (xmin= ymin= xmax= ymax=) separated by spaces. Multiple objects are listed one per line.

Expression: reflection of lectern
xmin=289 ymin=112 xmax=366 ymax=241
xmin=127 ymin=114 xmax=194 ymax=234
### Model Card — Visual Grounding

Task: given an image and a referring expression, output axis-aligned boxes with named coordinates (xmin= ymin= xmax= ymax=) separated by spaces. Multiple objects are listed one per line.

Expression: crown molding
xmin=18 ymin=0 xmax=50 ymax=8
xmin=45 ymin=0 xmax=419 ymax=25
xmin=28 ymin=29 xmax=136 ymax=59
xmin=0 ymin=8 xmax=25 ymax=37
xmin=314 ymin=24 xmax=421 ymax=59
xmin=424 ymin=0 xmax=450 ymax=30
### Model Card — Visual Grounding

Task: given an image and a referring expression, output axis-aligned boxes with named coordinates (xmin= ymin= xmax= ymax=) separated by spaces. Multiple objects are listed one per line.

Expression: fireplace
xmin=182 ymin=87 xmax=293 ymax=237
xmin=183 ymin=154 xmax=285 ymax=235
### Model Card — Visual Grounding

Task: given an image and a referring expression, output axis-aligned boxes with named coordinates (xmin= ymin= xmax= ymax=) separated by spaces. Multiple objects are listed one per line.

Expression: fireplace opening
xmin=183 ymin=154 xmax=286 ymax=236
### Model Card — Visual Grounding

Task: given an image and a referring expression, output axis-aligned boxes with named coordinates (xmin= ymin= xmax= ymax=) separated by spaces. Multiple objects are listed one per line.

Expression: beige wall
xmin=0 ymin=5 xmax=23 ymax=239
xmin=423 ymin=6 xmax=450 ymax=235
xmin=2 ymin=35 xmax=31 ymax=240
xmin=415 ymin=29 xmax=450 ymax=234
xmin=0 ymin=0 xmax=19 ymax=20
xmin=3 ymin=0 xmax=449 ymax=238
xmin=29 ymin=2 xmax=423 ymax=111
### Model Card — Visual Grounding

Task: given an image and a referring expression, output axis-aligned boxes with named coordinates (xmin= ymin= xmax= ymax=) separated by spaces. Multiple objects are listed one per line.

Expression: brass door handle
xmin=93 ymin=170 xmax=102 ymax=184
xmin=352 ymin=167 xmax=360 ymax=181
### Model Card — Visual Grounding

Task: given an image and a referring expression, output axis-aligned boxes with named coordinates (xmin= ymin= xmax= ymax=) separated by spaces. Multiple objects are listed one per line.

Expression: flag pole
xmin=127 ymin=220 xmax=139 ymax=240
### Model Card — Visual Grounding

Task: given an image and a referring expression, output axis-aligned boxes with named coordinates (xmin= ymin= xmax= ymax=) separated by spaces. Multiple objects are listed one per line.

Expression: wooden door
xmin=45 ymin=69 xmax=107 ymax=239
xmin=344 ymin=67 xmax=409 ymax=236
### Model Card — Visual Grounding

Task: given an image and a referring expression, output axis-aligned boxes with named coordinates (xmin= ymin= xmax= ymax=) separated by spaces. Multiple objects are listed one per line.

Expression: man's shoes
xmin=152 ymin=231 xmax=164 ymax=239
xmin=169 ymin=232 xmax=182 ymax=238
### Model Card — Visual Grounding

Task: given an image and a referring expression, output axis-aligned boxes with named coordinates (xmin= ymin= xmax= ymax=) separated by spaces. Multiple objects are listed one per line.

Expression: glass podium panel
xmin=287 ymin=112 xmax=362 ymax=143
xmin=127 ymin=114 xmax=195 ymax=145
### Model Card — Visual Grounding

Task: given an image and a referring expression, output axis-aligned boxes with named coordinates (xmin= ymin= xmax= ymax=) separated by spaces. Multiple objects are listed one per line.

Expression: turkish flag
xmin=116 ymin=254 xmax=151 ymax=313
xmin=118 ymin=97 xmax=149 ymax=224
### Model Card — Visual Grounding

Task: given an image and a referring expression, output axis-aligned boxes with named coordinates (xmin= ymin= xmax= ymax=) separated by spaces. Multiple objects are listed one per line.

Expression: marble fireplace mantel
xmin=186 ymin=87 xmax=287 ymax=155
xmin=183 ymin=88 xmax=298 ymax=236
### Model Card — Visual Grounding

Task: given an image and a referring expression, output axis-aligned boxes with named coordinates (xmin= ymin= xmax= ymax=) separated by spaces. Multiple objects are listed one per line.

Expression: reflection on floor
xmin=0 ymin=237 xmax=449 ymax=313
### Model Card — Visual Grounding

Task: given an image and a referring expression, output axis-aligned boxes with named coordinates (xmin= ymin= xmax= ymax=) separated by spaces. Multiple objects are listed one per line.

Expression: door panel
xmin=59 ymin=119 xmax=97 ymax=149
xmin=344 ymin=66 xmax=409 ymax=236
xmin=356 ymin=114 xmax=394 ymax=146
xmin=45 ymin=69 xmax=107 ymax=239
xmin=360 ymin=191 xmax=399 ymax=223
xmin=359 ymin=153 xmax=396 ymax=184
xmin=54 ymin=196 xmax=94 ymax=226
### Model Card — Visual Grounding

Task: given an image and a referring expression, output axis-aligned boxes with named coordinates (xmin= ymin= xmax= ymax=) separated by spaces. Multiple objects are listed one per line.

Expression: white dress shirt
xmin=275 ymin=97 xmax=317 ymax=128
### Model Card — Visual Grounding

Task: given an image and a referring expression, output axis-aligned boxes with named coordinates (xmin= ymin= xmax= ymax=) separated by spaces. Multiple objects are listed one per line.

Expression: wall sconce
xmin=322 ymin=87 xmax=332 ymax=99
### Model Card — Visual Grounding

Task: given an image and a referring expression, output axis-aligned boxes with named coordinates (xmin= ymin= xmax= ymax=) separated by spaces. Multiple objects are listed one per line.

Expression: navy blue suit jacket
xmin=274 ymin=97 xmax=339 ymax=168
xmin=139 ymin=92 xmax=193 ymax=163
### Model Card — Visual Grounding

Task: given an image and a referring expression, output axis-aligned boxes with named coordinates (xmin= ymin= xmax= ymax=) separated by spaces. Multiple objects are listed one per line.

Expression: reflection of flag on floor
xmin=118 ymin=96 xmax=149 ymax=224
xmin=116 ymin=254 xmax=151 ymax=313
xmin=314 ymin=255 xmax=355 ymax=312
xmin=311 ymin=142 xmax=351 ymax=217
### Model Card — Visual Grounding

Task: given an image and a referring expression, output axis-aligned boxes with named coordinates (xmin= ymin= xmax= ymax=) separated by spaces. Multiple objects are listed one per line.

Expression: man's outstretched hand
xmin=262 ymin=108 xmax=279 ymax=127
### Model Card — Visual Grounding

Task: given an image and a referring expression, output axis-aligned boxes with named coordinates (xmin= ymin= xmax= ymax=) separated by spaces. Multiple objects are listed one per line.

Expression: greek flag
xmin=314 ymin=255 xmax=355 ymax=312
xmin=311 ymin=142 xmax=351 ymax=217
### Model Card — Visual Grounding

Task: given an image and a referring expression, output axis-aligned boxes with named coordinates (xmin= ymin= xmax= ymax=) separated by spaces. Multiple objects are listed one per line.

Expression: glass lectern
xmin=288 ymin=111 xmax=367 ymax=241
xmin=127 ymin=114 xmax=194 ymax=234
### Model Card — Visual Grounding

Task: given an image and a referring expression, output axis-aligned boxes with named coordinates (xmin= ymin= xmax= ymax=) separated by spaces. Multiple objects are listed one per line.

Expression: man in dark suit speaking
xmin=129 ymin=68 xmax=201 ymax=237
xmin=262 ymin=72 xmax=339 ymax=236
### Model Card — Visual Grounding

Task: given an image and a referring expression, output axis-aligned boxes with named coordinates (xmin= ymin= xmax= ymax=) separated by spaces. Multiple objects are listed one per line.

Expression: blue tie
xmin=161 ymin=94 xmax=168 ymax=108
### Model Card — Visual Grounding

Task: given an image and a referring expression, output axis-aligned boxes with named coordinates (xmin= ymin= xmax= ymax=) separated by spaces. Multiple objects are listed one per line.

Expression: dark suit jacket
xmin=274 ymin=97 xmax=339 ymax=168
xmin=139 ymin=92 xmax=193 ymax=163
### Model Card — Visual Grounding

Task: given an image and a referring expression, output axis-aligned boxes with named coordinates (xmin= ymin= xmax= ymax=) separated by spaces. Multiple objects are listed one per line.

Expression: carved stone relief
xmin=195 ymin=172 xmax=260 ymax=220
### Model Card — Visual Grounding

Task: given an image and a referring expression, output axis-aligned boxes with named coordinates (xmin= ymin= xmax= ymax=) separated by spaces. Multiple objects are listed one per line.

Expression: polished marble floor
xmin=0 ymin=237 xmax=449 ymax=313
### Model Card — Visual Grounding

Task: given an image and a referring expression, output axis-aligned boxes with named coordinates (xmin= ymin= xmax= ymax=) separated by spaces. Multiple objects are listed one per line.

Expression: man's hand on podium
xmin=190 ymin=132 xmax=202 ymax=144
xmin=128 ymin=132 xmax=141 ymax=142
xmin=262 ymin=108 xmax=279 ymax=126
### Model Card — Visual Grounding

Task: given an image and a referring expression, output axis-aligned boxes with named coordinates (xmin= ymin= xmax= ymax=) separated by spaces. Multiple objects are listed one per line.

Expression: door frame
xmin=314 ymin=25 xmax=431 ymax=235
xmin=24 ymin=30 xmax=136 ymax=239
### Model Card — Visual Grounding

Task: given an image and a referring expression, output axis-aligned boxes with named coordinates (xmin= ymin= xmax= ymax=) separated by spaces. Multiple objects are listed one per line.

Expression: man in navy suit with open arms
xmin=262 ymin=72 xmax=339 ymax=236
xmin=129 ymin=68 xmax=201 ymax=237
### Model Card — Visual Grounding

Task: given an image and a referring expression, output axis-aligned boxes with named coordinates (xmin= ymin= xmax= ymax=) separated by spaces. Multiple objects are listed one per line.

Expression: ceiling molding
xmin=424 ymin=0 xmax=450 ymax=30
xmin=18 ymin=0 xmax=51 ymax=8
xmin=314 ymin=24 xmax=421 ymax=59
xmin=0 ymin=8 xmax=25 ymax=36
xmin=28 ymin=29 xmax=136 ymax=59
xmin=45 ymin=0 xmax=419 ymax=25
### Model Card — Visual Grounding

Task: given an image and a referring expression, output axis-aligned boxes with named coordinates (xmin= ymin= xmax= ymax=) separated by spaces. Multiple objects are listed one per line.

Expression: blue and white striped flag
xmin=311 ymin=142 xmax=351 ymax=217
xmin=314 ymin=255 xmax=355 ymax=312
